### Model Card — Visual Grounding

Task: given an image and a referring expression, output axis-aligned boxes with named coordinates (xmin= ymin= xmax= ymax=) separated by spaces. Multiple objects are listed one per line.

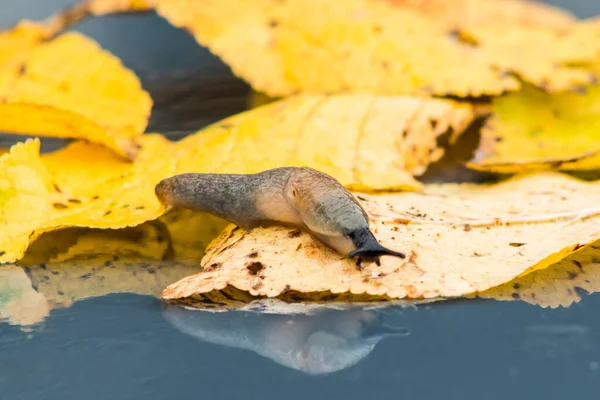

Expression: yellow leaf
xmin=0 ymin=136 xmax=174 ymax=264
xmin=161 ymin=172 xmax=600 ymax=302
xmin=382 ymin=0 xmax=598 ymax=92
xmin=159 ymin=209 xmax=230 ymax=261
xmin=153 ymin=0 xmax=519 ymax=97
xmin=467 ymin=83 xmax=600 ymax=173
xmin=0 ymin=22 xmax=49 ymax=96
xmin=173 ymin=94 xmax=477 ymax=191
xmin=477 ymin=241 xmax=600 ymax=308
xmin=86 ymin=0 xmax=154 ymax=14
xmin=0 ymin=31 xmax=152 ymax=159
xmin=21 ymin=222 xmax=172 ymax=265
xmin=382 ymin=0 xmax=575 ymax=31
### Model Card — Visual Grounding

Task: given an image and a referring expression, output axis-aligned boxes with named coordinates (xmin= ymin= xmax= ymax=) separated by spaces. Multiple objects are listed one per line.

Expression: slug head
xmin=283 ymin=168 xmax=369 ymax=237
xmin=347 ymin=227 xmax=406 ymax=265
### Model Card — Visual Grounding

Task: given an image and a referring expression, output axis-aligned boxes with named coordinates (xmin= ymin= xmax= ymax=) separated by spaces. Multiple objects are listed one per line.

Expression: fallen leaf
xmin=382 ymin=0 xmax=575 ymax=31
xmin=86 ymin=0 xmax=154 ymax=14
xmin=477 ymin=240 xmax=600 ymax=308
xmin=161 ymin=172 xmax=600 ymax=302
xmin=21 ymin=222 xmax=172 ymax=265
xmin=0 ymin=21 xmax=49 ymax=97
xmin=0 ymin=31 xmax=152 ymax=159
xmin=153 ymin=0 xmax=519 ymax=97
xmin=383 ymin=0 xmax=598 ymax=92
xmin=172 ymin=93 xmax=477 ymax=191
xmin=0 ymin=136 xmax=174 ymax=264
xmin=159 ymin=209 xmax=230 ymax=261
xmin=468 ymin=82 xmax=600 ymax=173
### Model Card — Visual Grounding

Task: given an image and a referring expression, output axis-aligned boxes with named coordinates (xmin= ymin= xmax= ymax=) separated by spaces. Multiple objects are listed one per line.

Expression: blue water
xmin=2 ymin=1 xmax=600 ymax=399
xmin=1 ymin=294 xmax=600 ymax=400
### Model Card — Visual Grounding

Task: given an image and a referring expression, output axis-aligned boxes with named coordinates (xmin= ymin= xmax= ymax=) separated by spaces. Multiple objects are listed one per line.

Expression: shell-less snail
xmin=155 ymin=167 xmax=405 ymax=267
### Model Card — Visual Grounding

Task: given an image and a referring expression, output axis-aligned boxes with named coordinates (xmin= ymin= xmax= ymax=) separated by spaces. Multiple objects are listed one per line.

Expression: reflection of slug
xmin=155 ymin=167 xmax=405 ymax=265
xmin=162 ymin=303 xmax=410 ymax=375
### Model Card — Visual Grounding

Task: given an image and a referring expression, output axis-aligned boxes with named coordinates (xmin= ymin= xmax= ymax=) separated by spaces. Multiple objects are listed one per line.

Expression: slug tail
xmin=347 ymin=228 xmax=406 ymax=260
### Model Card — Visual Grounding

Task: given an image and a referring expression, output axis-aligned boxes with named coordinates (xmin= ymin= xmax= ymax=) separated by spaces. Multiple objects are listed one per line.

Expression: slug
xmin=155 ymin=167 xmax=405 ymax=266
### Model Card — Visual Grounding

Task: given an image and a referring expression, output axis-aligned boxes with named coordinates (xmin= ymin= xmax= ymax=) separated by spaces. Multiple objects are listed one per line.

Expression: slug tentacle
xmin=347 ymin=228 xmax=406 ymax=260
xmin=155 ymin=167 xmax=406 ymax=267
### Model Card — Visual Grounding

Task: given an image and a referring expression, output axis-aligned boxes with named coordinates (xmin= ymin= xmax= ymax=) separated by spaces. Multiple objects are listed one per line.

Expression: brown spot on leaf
xmin=288 ymin=230 xmax=302 ymax=238
xmin=511 ymin=292 xmax=521 ymax=299
xmin=573 ymin=260 xmax=583 ymax=270
xmin=52 ymin=203 xmax=68 ymax=209
xmin=509 ymin=242 xmax=526 ymax=247
xmin=248 ymin=251 xmax=259 ymax=258
xmin=463 ymin=224 xmax=472 ymax=232
xmin=247 ymin=262 xmax=264 ymax=275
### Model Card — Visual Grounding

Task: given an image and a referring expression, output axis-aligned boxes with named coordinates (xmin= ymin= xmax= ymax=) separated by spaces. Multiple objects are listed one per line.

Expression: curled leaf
xmin=477 ymin=241 xmax=600 ymax=308
xmin=0 ymin=136 xmax=174 ymax=263
xmin=468 ymin=83 xmax=600 ymax=172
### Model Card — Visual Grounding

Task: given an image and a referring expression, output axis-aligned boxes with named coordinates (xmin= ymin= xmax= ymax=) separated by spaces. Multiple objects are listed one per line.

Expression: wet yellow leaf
xmin=153 ymin=0 xmax=519 ymax=97
xmin=0 ymin=136 xmax=175 ymax=263
xmin=173 ymin=94 xmax=477 ymax=191
xmin=477 ymin=241 xmax=600 ymax=308
xmin=0 ymin=31 xmax=152 ymax=159
xmin=161 ymin=172 xmax=600 ymax=302
xmin=467 ymin=83 xmax=600 ymax=173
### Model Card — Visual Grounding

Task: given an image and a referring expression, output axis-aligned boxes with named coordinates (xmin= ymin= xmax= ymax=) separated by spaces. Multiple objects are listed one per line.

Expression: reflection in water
xmin=524 ymin=324 xmax=592 ymax=358
xmin=162 ymin=303 xmax=409 ymax=375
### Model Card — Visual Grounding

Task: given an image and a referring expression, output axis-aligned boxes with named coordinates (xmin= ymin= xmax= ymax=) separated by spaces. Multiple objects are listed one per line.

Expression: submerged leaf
xmin=468 ymin=83 xmax=600 ymax=172
xmin=162 ymin=172 xmax=600 ymax=302
xmin=0 ymin=31 xmax=152 ymax=159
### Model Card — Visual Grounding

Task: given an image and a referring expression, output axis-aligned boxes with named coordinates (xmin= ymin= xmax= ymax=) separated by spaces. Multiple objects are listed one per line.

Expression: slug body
xmin=155 ymin=167 xmax=405 ymax=265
